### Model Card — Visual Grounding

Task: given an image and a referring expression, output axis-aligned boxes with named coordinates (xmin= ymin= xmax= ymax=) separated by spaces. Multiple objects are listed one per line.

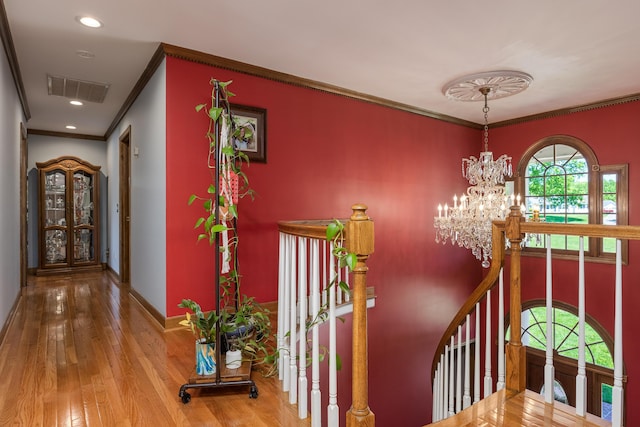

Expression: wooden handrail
xmin=278 ymin=219 xmax=348 ymax=240
xmin=430 ymin=221 xmax=506 ymax=381
xmin=430 ymin=213 xmax=640 ymax=384
xmin=278 ymin=204 xmax=375 ymax=427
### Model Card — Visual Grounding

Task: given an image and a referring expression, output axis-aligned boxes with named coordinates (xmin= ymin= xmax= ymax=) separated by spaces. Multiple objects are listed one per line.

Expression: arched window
xmin=506 ymin=300 xmax=623 ymax=421
xmin=515 ymin=135 xmax=628 ymax=263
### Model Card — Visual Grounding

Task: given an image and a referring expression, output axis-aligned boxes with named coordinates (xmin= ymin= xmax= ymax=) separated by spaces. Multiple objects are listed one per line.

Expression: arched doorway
xmin=507 ymin=300 xmax=623 ymax=421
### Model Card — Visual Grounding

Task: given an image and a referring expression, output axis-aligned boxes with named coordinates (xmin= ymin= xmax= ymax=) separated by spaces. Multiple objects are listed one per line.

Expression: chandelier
xmin=434 ymin=71 xmax=532 ymax=267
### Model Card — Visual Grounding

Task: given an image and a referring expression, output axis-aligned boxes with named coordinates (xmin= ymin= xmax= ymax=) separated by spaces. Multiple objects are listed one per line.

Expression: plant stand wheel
xmin=179 ymin=390 xmax=191 ymax=404
xmin=249 ymin=385 xmax=258 ymax=399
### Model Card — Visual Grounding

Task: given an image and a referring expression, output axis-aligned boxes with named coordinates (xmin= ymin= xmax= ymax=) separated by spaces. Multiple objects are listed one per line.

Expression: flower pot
xmin=195 ymin=340 xmax=216 ymax=376
xmin=226 ymin=349 xmax=242 ymax=369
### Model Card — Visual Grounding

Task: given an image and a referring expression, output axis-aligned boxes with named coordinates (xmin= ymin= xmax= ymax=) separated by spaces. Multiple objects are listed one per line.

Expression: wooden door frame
xmin=19 ymin=123 xmax=27 ymax=287
xmin=119 ymin=126 xmax=131 ymax=284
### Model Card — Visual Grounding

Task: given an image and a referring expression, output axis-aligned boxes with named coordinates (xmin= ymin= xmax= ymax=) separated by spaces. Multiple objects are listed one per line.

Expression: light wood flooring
xmin=428 ymin=389 xmax=611 ymax=427
xmin=0 ymin=272 xmax=309 ymax=427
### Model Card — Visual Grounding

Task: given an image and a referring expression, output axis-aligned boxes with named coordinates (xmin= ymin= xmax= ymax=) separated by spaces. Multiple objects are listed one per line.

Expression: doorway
xmin=119 ymin=126 xmax=131 ymax=284
xmin=19 ymin=123 xmax=27 ymax=287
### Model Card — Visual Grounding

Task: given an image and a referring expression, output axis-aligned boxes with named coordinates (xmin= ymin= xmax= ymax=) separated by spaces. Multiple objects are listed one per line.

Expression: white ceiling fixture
xmin=65 ymin=125 xmax=76 ymax=130
xmin=70 ymin=100 xmax=83 ymax=106
xmin=47 ymin=74 xmax=110 ymax=104
xmin=435 ymin=71 xmax=531 ymax=267
xmin=75 ymin=50 xmax=95 ymax=60
xmin=76 ymin=16 xmax=102 ymax=28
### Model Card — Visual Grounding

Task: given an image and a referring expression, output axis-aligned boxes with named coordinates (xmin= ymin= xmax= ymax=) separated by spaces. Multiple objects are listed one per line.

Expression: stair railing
xmin=431 ymin=206 xmax=640 ymax=426
xmin=277 ymin=204 xmax=375 ymax=427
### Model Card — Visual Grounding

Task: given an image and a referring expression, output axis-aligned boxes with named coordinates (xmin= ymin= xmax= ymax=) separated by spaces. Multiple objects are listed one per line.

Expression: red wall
xmin=165 ymin=56 xmax=481 ymax=425
xmin=489 ymin=101 xmax=640 ymax=425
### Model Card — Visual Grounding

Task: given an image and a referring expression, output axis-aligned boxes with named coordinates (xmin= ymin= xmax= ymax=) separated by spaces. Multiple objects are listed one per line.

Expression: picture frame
xmin=230 ymin=104 xmax=267 ymax=163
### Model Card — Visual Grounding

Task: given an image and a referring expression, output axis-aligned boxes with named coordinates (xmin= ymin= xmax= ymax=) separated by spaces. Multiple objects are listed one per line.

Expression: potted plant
xmin=178 ymin=299 xmax=219 ymax=375
xmin=179 ymin=78 xmax=275 ymax=376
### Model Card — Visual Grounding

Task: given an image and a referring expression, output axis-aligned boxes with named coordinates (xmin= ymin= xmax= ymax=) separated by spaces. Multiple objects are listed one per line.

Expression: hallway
xmin=0 ymin=272 xmax=308 ymax=426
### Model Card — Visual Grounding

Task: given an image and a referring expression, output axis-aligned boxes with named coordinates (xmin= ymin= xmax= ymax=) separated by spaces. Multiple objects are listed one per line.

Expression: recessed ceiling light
xmin=66 ymin=125 xmax=77 ymax=130
xmin=76 ymin=50 xmax=95 ymax=59
xmin=70 ymin=100 xmax=83 ymax=106
xmin=76 ymin=16 xmax=103 ymax=28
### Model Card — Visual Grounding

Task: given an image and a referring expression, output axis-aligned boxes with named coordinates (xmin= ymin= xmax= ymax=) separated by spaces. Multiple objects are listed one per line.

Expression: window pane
xmin=526 ymin=177 xmax=544 ymax=197
xmin=545 ymin=173 xmax=566 ymax=196
xmin=566 ymin=173 xmax=588 ymax=195
xmin=602 ymin=383 xmax=613 ymax=421
xmin=603 ymin=237 xmax=616 ymax=254
xmin=550 ymin=234 xmax=568 ymax=250
xmin=566 ymin=235 xmax=588 ymax=251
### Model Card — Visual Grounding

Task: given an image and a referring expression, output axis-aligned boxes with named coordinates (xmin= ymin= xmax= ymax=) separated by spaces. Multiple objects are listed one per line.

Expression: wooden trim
xmin=0 ymin=290 xmax=21 ymax=347
xmin=27 ymin=128 xmax=105 ymax=141
xmin=128 ymin=287 xmax=165 ymax=329
xmin=492 ymin=93 xmax=640 ymax=128
xmin=277 ymin=219 xmax=341 ymax=240
xmin=160 ymin=43 xmax=480 ymax=129
xmin=0 ymin=0 xmax=30 ymax=119
xmin=19 ymin=123 xmax=27 ymax=288
xmin=104 ymin=44 xmax=166 ymax=139
xmin=105 ymin=264 xmax=120 ymax=283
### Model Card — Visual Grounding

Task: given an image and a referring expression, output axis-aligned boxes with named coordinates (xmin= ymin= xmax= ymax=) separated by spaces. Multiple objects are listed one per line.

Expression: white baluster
xmin=484 ymin=289 xmax=492 ymax=398
xmin=442 ymin=345 xmax=449 ymax=419
xmin=327 ymin=242 xmax=339 ymax=427
xmin=310 ymin=239 xmax=322 ymax=427
xmin=497 ymin=269 xmax=505 ymax=391
xmin=288 ymin=236 xmax=298 ymax=403
xmin=437 ymin=356 xmax=444 ymax=420
xmin=298 ymin=238 xmax=308 ymax=418
xmin=463 ymin=315 xmax=471 ymax=409
xmin=576 ymin=236 xmax=586 ymax=416
xmin=277 ymin=233 xmax=286 ymax=381
xmin=456 ymin=326 xmax=462 ymax=413
xmin=474 ymin=304 xmax=480 ymax=404
xmin=612 ymin=239 xmax=624 ymax=427
xmin=432 ymin=363 xmax=440 ymax=422
xmin=448 ymin=336 xmax=455 ymax=416
xmin=322 ymin=241 xmax=328 ymax=307
xmin=282 ymin=234 xmax=292 ymax=391
xmin=544 ymin=234 xmax=555 ymax=404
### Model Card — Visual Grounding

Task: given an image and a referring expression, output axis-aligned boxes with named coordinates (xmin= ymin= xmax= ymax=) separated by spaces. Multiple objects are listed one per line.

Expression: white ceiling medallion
xmin=442 ymin=70 xmax=533 ymax=102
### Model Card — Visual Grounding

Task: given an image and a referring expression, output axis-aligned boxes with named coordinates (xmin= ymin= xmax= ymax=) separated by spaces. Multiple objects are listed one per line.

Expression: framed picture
xmin=230 ymin=104 xmax=267 ymax=163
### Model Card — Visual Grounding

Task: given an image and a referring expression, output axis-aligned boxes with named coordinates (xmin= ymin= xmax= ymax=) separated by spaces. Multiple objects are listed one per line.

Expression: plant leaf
xmin=345 ymin=253 xmax=357 ymax=271
xmin=208 ymin=107 xmax=222 ymax=122
xmin=326 ymin=221 xmax=341 ymax=240
xmin=211 ymin=224 xmax=229 ymax=233
xmin=195 ymin=103 xmax=206 ymax=112
xmin=188 ymin=194 xmax=197 ymax=205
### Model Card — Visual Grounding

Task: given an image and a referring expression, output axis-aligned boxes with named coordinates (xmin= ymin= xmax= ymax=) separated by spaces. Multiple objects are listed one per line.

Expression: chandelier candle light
xmin=434 ymin=71 xmax=532 ymax=267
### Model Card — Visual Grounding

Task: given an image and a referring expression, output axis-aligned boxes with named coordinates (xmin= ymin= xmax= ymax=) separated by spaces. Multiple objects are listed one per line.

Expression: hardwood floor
xmin=0 ymin=272 xmax=309 ymax=426
xmin=428 ymin=389 xmax=611 ymax=427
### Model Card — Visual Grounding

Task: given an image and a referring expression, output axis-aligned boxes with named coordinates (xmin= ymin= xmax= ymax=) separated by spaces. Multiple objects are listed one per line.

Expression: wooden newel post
xmin=345 ymin=204 xmax=375 ymax=427
xmin=505 ymin=205 xmax=527 ymax=395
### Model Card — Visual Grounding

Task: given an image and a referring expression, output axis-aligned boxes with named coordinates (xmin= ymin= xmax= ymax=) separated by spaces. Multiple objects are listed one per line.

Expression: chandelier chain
xmin=482 ymin=90 xmax=490 ymax=152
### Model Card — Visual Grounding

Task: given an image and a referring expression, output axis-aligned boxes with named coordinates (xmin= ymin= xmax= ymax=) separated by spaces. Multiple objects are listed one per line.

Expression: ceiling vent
xmin=47 ymin=74 xmax=110 ymax=103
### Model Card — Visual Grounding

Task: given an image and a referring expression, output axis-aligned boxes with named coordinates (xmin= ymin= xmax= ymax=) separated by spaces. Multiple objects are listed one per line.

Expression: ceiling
xmin=5 ymin=0 xmax=640 ymax=138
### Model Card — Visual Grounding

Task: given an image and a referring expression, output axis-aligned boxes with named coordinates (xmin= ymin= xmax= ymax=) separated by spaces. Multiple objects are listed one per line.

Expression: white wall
xmin=106 ymin=59 xmax=167 ymax=316
xmin=0 ymin=45 xmax=27 ymax=331
xmin=28 ymin=135 xmax=107 ymax=170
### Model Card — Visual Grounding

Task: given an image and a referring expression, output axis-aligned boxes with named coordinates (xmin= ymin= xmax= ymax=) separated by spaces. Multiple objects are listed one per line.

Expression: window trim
xmin=515 ymin=135 xmax=628 ymax=264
